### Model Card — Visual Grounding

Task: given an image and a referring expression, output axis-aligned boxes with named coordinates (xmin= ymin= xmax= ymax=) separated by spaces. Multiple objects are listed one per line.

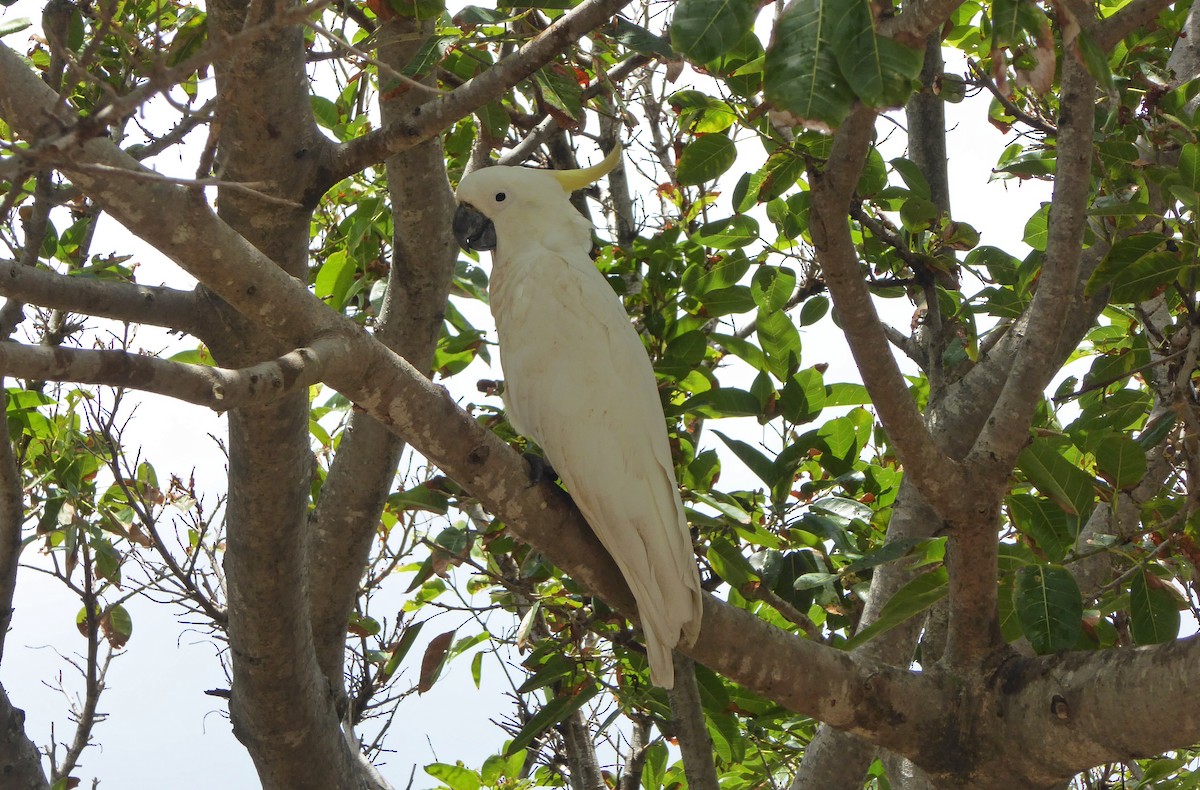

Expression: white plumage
xmin=453 ymin=147 xmax=703 ymax=688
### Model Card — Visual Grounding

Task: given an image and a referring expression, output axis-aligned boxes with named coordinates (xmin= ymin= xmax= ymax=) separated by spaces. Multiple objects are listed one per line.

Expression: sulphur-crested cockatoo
xmin=452 ymin=145 xmax=703 ymax=688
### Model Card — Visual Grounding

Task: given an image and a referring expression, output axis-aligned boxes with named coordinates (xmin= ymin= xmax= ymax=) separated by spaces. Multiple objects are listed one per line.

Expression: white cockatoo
xmin=452 ymin=145 xmax=703 ymax=688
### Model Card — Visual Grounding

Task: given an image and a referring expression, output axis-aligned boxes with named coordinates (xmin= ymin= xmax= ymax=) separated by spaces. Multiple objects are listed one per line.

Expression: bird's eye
xmin=495 ymin=192 xmax=506 ymax=202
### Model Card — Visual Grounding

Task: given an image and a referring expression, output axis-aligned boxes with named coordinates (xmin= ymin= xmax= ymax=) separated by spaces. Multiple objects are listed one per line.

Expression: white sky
xmin=0 ymin=4 xmax=1053 ymax=787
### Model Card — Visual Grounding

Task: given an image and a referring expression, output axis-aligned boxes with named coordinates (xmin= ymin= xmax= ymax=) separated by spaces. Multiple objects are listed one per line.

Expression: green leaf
xmin=1129 ymin=568 xmax=1181 ymax=645
xmin=382 ymin=621 xmax=425 ymax=680
xmin=315 ymin=250 xmax=355 ymax=310
xmin=840 ymin=537 xmax=935 ymax=575
xmin=830 ymin=0 xmax=923 ymax=108
xmin=676 ymin=135 xmax=737 ymax=186
xmin=889 ymin=157 xmax=931 ymax=199
xmin=714 ymin=431 xmax=776 ymax=487
xmin=1017 ymin=436 xmax=1095 ymax=518
xmin=533 ymin=65 xmax=583 ymax=123
xmin=506 ymin=685 xmax=600 ymax=756
xmin=843 ymin=567 xmax=947 ymax=650
xmin=670 ymin=0 xmax=756 ymax=63
xmin=612 ymin=16 xmax=674 ymax=59
xmin=101 ymin=604 xmax=133 ymax=648
xmin=693 ymin=215 xmax=760 ymax=249
xmin=899 ymin=197 xmax=939 ymax=232
xmin=641 ymin=741 xmax=668 ymax=790
xmin=93 ymin=538 xmax=121 ymax=587
xmin=764 ymin=0 xmax=853 ymax=130
xmin=1022 ymin=203 xmax=1050 ymax=251
xmin=757 ymin=309 xmax=801 ymax=379
xmin=1181 ymin=143 xmax=1200 ymax=196
xmin=679 ymin=387 xmax=762 ymax=418
xmin=1092 ymin=250 xmax=1193 ymax=304
xmin=708 ymin=536 xmax=756 ymax=586
xmin=856 ymin=147 xmax=888 ymax=197
xmin=670 ymin=90 xmax=738 ymax=134
xmin=700 ymin=285 xmax=757 ymax=316
xmin=758 ymin=149 xmax=807 ymax=202
xmin=401 ymin=33 xmax=459 ymax=79
xmin=1013 ymin=564 xmax=1082 ymax=654
xmin=1093 ymin=433 xmax=1147 ymax=489
xmin=425 ymin=763 xmax=482 ymax=790
xmin=1006 ymin=494 xmax=1075 ymax=563
xmin=991 ymin=0 xmax=1029 ymax=48
xmin=751 ymin=266 xmax=797 ymax=313
xmin=799 ymin=295 xmax=829 ymax=326
xmin=779 ymin=367 xmax=826 ymax=424
xmin=0 ymin=17 xmax=31 ymax=37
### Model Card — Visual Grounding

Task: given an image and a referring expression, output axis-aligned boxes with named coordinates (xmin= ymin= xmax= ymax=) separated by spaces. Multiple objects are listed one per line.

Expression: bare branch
xmin=1096 ymin=0 xmax=1177 ymax=50
xmin=330 ymin=0 xmax=634 ymax=182
xmin=0 ymin=259 xmax=204 ymax=335
xmin=0 ymin=337 xmax=349 ymax=410
xmin=807 ymin=105 xmax=969 ymax=516
xmin=968 ymin=55 xmax=1095 ymax=473
xmin=666 ymin=655 xmax=718 ymax=790
xmin=498 ymin=54 xmax=651 ymax=168
xmin=968 ymin=60 xmax=1058 ymax=136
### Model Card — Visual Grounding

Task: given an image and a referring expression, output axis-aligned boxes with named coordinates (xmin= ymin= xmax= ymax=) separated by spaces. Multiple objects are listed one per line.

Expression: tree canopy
xmin=1 ymin=0 xmax=1200 ymax=788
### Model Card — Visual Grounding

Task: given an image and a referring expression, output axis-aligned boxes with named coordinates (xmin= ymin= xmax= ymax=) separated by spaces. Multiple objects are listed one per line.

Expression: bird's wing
xmin=493 ymin=246 xmax=702 ymax=687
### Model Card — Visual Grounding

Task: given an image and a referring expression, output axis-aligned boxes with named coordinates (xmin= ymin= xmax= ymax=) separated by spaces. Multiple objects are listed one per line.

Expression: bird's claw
xmin=523 ymin=453 xmax=557 ymax=487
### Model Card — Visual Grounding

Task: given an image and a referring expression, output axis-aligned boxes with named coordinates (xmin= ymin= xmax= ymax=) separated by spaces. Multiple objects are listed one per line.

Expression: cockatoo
xmin=452 ymin=145 xmax=703 ymax=688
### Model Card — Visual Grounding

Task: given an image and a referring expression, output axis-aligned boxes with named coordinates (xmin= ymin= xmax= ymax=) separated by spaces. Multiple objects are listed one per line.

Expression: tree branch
xmin=807 ymin=105 xmax=969 ymax=517
xmin=666 ymin=654 xmax=718 ymax=790
xmin=307 ymin=10 xmax=460 ymax=705
xmin=0 ymin=337 xmax=349 ymax=410
xmin=328 ymin=0 xmax=634 ymax=182
xmin=0 ymin=683 xmax=49 ymax=790
xmin=967 ymin=55 xmax=1095 ymax=474
xmin=880 ymin=0 xmax=968 ymax=46
xmin=983 ymin=638 xmax=1200 ymax=787
xmin=0 ymin=259 xmax=205 ymax=336
xmin=1096 ymin=0 xmax=1177 ymax=50
xmin=0 ymin=388 xmax=24 ymax=664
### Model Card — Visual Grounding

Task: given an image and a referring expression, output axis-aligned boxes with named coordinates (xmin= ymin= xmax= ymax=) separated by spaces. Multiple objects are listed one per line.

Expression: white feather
xmin=456 ymin=164 xmax=703 ymax=687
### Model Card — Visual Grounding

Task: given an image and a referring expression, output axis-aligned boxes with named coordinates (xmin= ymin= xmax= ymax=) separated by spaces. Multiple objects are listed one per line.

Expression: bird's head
xmin=452 ymin=144 xmax=623 ymax=253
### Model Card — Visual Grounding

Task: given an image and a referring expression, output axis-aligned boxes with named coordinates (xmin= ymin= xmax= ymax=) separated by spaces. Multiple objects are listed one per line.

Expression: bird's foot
xmin=523 ymin=452 xmax=557 ymax=487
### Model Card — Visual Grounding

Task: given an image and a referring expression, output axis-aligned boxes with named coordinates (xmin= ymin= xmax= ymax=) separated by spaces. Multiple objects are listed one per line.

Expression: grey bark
xmin=0 ymin=684 xmax=48 ymax=790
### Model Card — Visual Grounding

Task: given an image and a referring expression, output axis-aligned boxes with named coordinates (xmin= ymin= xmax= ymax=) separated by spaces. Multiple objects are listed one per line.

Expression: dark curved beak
xmin=453 ymin=203 xmax=497 ymax=252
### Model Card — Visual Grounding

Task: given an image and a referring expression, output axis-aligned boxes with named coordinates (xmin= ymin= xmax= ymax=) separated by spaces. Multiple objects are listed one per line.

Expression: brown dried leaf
xmin=418 ymin=629 xmax=455 ymax=694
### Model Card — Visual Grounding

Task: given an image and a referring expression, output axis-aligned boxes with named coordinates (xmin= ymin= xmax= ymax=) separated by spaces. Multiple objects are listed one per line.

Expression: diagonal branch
xmin=328 ymin=0 xmax=633 ymax=183
xmin=0 ymin=337 xmax=349 ymax=410
xmin=967 ymin=54 xmax=1096 ymax=474
xmin=807 ymin=104 xmax=969 ymax=517
xmin=0 ymin=259 xmax=205 ymax=336
xmin=1096 ymin=0 xmax=1177 ymax=50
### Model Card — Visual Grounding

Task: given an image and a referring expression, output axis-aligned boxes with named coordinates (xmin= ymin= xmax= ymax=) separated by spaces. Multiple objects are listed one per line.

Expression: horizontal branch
xmin=0 ymin=337 xmax=348 ymax=410
xmin=329 ymin=0 xmax=633 ymax=181
xmin=0 ymin=260 xmax=204 ymax=335
xmin=989 ymin=638 xmax=1200 ymax=786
